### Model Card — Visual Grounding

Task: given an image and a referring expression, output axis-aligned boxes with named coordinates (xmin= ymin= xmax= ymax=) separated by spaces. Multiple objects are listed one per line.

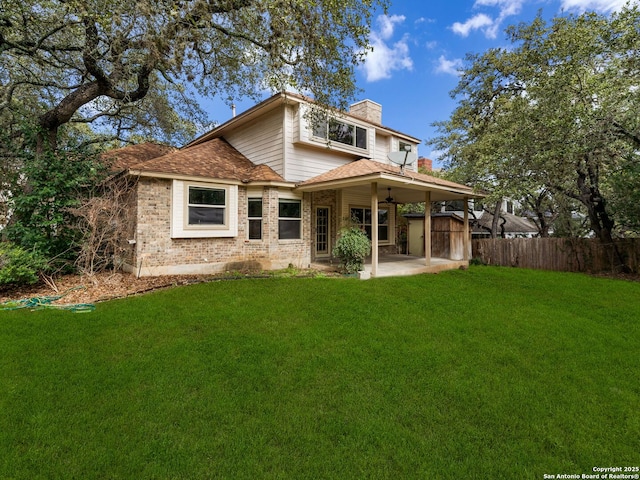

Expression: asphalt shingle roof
xmin=297 ymin=159 xmax=474 ymax=192
xmin=104 ymin=139 xmax=285 ymax=183
xmin=473 ymin=211 xmax=538 ymax=234
xmin=102 ymin=143 xmax=177 ymax=172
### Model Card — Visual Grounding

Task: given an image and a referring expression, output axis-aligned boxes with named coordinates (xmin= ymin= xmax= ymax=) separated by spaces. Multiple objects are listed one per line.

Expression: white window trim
xmin=350 ymin=205 xmax=392 ymax=246
xmin=247 ymin=193 xmax=263 ymax=241
xmin=312 ymin=118 xmax=369 ymax=152
xmin=171 ymin=180 xmax=238 ymax=238
xmin=298 ymin=105 xmax=371 ymax=156
xmin=278 ymin=192 xmax=303 ymax=241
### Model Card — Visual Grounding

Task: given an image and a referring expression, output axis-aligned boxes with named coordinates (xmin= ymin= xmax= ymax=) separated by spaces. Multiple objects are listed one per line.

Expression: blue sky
xmin=202 ymin=0 xmax=635 ymax=167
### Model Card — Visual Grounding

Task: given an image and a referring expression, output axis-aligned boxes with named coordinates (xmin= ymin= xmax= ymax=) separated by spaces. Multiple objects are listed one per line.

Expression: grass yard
xmin=1 ymin=266 xmax=639 ymax=479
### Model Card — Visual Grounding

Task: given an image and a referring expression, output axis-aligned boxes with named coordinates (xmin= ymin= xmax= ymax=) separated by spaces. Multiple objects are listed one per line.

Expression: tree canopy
xmin=1 ymin=0 xmax=387 ymax=149
xmin=430 ymin=5 xmax=640 ymax=249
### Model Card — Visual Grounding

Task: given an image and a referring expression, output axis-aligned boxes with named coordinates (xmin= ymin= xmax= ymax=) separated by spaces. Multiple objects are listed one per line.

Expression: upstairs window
xmin=313 ymin=119 xmax=367 ymax=150
xmin=399 ymin=141 xmax=413 ymax=152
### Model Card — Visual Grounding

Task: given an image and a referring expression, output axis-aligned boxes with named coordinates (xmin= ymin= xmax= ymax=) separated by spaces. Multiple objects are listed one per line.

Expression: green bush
xmin=332 ymin=227 xmax=371 ymax=274
xmin=470 ymin=256 xmax=486 ymax=266
xmin=0 ymin=243 xmax=47 ymax=286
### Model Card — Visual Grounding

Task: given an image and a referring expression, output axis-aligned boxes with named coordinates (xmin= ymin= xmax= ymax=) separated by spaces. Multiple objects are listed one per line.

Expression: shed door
xmin=408 ymin=219 xmax=425 ymax=257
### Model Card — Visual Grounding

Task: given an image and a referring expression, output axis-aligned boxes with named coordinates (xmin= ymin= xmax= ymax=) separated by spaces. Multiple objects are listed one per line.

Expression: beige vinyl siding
xmin=224 ymin=108 xmax=284 ymax=176
xmin=374 ymin=133 xmax=391 ymax=164
xmin=286 ymin=146 xmax=352 ymax=183
xmin=283 ymin=104 xmax=297 ymax=180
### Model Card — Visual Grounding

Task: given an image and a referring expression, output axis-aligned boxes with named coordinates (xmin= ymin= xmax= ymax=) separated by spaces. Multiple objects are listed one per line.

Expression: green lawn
xmin=1 ymin=267 xmax=639 ymax=479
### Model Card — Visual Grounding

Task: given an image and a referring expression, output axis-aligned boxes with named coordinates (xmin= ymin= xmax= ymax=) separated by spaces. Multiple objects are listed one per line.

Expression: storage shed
xmin=404 ymin=212 xmax=471 ymax=260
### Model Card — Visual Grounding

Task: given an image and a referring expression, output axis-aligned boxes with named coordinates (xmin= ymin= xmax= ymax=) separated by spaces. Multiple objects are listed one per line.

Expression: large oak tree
xmin=430 ymin=5 xmax=640 ymax=267
xmin=1 ymin=0 xmax=387 ymax=150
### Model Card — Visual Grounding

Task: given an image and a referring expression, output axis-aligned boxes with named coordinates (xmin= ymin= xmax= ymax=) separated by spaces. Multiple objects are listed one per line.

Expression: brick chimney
xmin=418 ymin=157 xmax=433 ymax=171
xmin=349 ymin=99 xmax=382 ymax=124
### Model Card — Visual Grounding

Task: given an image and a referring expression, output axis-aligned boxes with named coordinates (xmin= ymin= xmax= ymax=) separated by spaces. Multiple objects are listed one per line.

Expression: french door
xmin=315 ymin=207 xmax=330 ymax=256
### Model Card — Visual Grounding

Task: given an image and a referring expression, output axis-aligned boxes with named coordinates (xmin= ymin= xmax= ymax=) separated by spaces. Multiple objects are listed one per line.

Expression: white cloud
xmin=362 ymin=14 xmax=414 ymax=82
xmin=451 ymin=0 xmax=525 ymax=39
xmin=451 ymin=13 xmax=494 ymax=37
xmin=560 ymin=0 xmax=632 ymax=12
xmin=435 ymin=55 xmax=463 ymax=76
xmin=475 ymin=0 xmax=524 ymax=17
xmin=377 ymin=14 xmax=406 ymax=40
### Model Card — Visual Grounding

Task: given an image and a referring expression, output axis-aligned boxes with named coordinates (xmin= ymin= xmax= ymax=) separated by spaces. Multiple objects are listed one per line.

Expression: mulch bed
xmin=1 ymin=267 xmax=342 ymax=308
xmin=0 ymin=273 xmax=213 ymax=306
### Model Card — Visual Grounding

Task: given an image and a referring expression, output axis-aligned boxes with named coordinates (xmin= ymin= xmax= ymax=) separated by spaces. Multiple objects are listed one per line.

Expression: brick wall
xmin=131 ymin=178 xmax=311 ymax=276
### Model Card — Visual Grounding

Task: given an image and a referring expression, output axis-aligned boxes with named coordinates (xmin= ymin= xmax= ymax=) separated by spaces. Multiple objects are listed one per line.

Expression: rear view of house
xmin=107 ymin=92 xmax=481 ymax=277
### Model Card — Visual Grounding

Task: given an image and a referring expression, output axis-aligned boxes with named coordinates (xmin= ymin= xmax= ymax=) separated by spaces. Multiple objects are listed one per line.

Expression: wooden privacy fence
xmin=472 ymin=238 xmax=640 ymax=273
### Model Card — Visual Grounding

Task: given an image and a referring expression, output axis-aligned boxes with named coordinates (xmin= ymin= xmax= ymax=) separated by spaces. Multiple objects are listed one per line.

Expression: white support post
xmin=463 ymin=196 xmax=470 ymax=261
xmin=424 ymin=191 xmax=431 ymax=266
xmin=371 ymin=182 xmax=379 ymax=276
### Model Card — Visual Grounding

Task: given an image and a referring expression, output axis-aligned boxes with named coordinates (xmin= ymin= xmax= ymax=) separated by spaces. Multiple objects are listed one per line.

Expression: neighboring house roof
xmin=297 ymin=159 xmax=481 ymax=201
xmin=473 ymin=211 xmax=539 ymax=235
xmin=403 ymin=212 xmax=466 ymax=222
xmin=102 ymin=143 xmax=177 ymax=172
xmin=128 ymin=138 xmax=287 ymax=184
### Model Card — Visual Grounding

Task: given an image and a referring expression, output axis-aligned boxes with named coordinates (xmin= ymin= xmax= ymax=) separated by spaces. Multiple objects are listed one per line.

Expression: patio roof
xmin=296 ymin=159 xmax=482 ymax=202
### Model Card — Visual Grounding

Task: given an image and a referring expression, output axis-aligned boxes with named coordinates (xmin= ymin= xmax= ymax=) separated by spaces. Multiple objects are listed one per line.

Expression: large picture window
xmin=279 ymin=199 xmax=301 ymax=240
xmin=313 ymin=119 xmax=367 ymax=150
xmin=172 ymin=181 xmax=237 ymax=238
xmin=350 ymin=207 xmax=389 ymax=242
xmin=188 ymin=186 xmax=226 ymax=225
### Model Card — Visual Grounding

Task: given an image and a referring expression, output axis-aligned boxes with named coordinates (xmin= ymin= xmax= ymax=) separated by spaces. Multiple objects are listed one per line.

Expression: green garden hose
xmin=0 ymin=286 xmax=95 ymax=313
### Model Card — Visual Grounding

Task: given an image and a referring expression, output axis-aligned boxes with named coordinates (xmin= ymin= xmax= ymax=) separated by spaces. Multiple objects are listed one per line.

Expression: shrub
xmin=332 ymin=227 xmax=371 ymax=274
xmin=0 ymin=243 xmax=47 ymax=286
xmin=470 ymin=256 xmax=486 ymax=266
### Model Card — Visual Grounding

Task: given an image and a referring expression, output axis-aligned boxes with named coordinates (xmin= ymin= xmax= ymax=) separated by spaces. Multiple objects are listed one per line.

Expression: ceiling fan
xmin=379 ymin=187 xmax=397 ymax=205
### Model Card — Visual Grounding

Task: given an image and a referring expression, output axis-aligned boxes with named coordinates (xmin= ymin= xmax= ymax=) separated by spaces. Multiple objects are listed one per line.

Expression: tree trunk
xmin=490 ymin=201 xmax=501 ymax=238
xmin=37 ymin=81 xmax=107 ymax=152
xmin=576 ymin=158 xmax=628 ymax=272
xmin=528 ymin=191 xmax=552 ymax=238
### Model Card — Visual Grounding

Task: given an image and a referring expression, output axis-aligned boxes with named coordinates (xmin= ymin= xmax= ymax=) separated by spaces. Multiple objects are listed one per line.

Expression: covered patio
xmin=312 ymin=254 xmax=468 ymax=278
xmin=297 ymin=159 xmax=483 ymax=278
